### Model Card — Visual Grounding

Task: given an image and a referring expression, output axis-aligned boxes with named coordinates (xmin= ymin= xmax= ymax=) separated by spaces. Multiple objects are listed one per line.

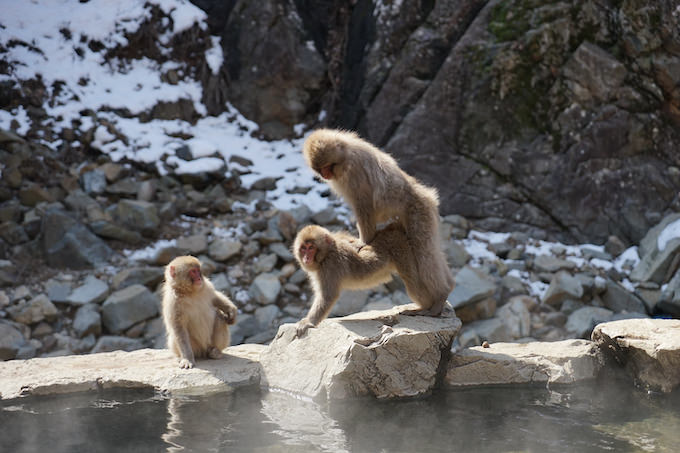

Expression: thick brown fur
xmin=303 ymin=129 xmax=454 ymax=315
xmin=161 ymin=256 xmax=237 ymax=369
xmin=293 ymin=224 xmax=424 ymax=336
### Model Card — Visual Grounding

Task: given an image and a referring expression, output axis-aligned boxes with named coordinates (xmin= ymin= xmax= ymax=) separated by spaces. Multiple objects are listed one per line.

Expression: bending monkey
xmin=303 ymin=129 xmax=454 ymax=315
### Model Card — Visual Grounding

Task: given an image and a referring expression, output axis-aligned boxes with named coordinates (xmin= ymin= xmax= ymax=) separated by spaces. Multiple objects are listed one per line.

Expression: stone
xmin=45 ymin=279 xmax=72 ymax=303
xmin=445 ymin=241 xmax=470 ymax=268
xmin=249 ymin=273 xmax=281 ymax=305
xmin=80 ymin=169 xmax=107 ymax=195
xmin=251 ymin=177 xmax=278 ymax=191
xmin=6 ymin=294 xmax=58 ymax=325
xmin=260 ymin=309 xmax=462 ymax=400
xmin=177 ymin=234 xmax=208 ymax=255
xmin=42 ymin=209 xmax=114 ymax=269
xmin=111 ymin=266 xmax=164 ymax=291
xmin=600 ymin=279 xmax=647 ymax=314
xmin=0 ymin=221 xmax=28 ymax=245
xmin=565 ymin=306 xmax=613 ymax=338
xmin=542 ymin=271 xmax=583 ymax=307
xmin=137 ymin=180 xmax=156 ymax=202
xmin=101 ymin=285 xmax=159 ymax=334
xmin=533 ymin=255 xmax=577 ymax=273
xmin=89 ymin=220 xmax=144 ymax=244
xmin=91 ymin=336 xmax=146 ymax=354
xmin=254 ymin=305 xmax=281 ymax=331
xmin=455 ymin=297 xmax=496 ymax=323
xmin=496 ymin=297 xmax=531 ymax=339
xmin=563 ymin=42 xmax=626 ymax=102
xmin=209 ymin=238 xmax=242 ymax=261
xmin=254 ymin=253 xmax=278 ymax=273
xmin=73 ymin=304 xmax=102 ymax=338
xmin=460 ymin=318 xmax=512 ymax=344
xmin=592 ymin=319 xmax=680 ymax=393
xmin=269 ymin=242 xmax=294 ymax=262
xmin=66 ymin=275 xmax=109 ymax=305
xmin=0 ymin=345 xmax=264 ymax=399
xmin=446 ymin=340 xmax=601 ymax=387
xmin=311 ymin=207 xmax=338 ymax=225
xmin=330 ymin=289 xmax=371 ymax=317
xmin=448 ymin=266 xmax=497 ymax=309
xmin=0 ymin=322 xmax=26 ymax=360
xmin=604 ymin=235 xmax=627 ymax=257
xmin=230 ymin=314 xmax=258 ymax=345
xmin=631 ymin=215 xmax=680 ymax=284
xmin=114 ymin=199 xmax=160 ymax=236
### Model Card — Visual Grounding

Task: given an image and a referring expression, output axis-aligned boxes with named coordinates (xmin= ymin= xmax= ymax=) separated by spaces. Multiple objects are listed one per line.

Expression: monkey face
xmin=319 ymin=164 xmax=335 ymax=179
xmin=299 ymin=241 xmax=317 ymax=265
xmin=187 ymin=266 xmax=203 ymax=287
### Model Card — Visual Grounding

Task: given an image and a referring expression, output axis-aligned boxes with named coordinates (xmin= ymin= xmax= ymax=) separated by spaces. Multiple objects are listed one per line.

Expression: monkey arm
xmin=212 ymin=292 xmax=238 ymax=325
xmin=296 ymin=275 xmax=340 ymax=337
xmin=354 ymin=202 xmax=377 ymax=244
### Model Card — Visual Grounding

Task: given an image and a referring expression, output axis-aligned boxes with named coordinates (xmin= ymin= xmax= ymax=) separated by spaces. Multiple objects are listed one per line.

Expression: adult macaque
xmin=303 ymin=129 xmax=454 ymax=315
xmin=293 ymin=225 xmax=403 ymax=336
xmin=162 ymin=255 xmax=237 ymax=369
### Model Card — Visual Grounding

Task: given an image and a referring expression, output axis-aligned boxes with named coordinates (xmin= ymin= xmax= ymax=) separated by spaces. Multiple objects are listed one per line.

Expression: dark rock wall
xmin=194 ymin=0 xmax=680 ymax=244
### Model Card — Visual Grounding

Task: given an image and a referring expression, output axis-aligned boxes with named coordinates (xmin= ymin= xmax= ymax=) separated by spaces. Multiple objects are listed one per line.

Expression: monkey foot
xmin=207 ymin=347 xmax=223 ymax=359
xmin=294 ymin=320 xmax=316 ymax=338
xmin=179 ymin=358 xmax=195 ymax=369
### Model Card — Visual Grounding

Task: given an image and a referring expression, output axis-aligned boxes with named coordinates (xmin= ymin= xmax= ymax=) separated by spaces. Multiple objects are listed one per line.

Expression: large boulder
xmin=101 ymin=285 xmax=159 ymax=334
xmin=592 ymin=319 xmax=680 ymax=393
xmin=446 ymin=340 xmax=602 ymax=387
xmin=259 ymin=309 xmax=461 ymax=400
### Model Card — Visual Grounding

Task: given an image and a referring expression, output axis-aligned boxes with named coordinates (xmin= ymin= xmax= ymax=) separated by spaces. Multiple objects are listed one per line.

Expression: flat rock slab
xmin=446 ymin=339 xmax=602 ymax=387
xmin=592 ymin=318 xmax=680 ymax=392
xmin=0 ymin=345 xmax=264 ymax=400
xmin=260 ymin=309 xmax=462 ymax=400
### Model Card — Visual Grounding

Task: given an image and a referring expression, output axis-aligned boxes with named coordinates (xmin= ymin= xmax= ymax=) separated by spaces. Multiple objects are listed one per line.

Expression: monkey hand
xmin=218 ymin=306 xmax=238 ymax=325
xmin=294 ymin=318 xmax=315 ymax=338
xmin=179 ymin=358 xmax=195 ymax=369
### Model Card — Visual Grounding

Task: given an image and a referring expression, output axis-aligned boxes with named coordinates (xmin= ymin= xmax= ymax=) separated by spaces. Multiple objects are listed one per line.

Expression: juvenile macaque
xmin=303 ymin=129 xmax=454 ymax=315
xmin=293 ymin=224 xmax=412 ymax=336
xmin=162 ymin=256 xmax=237 ymax=369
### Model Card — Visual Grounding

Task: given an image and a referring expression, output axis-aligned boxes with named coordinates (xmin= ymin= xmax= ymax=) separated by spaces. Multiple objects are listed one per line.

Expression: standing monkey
xmin=293 ymin=224 xmax=404 ymax=336
xmin=303 ymin=129 xmax=454 ymax=315
xmin=162 ymin=256 xmax=238 ymax=368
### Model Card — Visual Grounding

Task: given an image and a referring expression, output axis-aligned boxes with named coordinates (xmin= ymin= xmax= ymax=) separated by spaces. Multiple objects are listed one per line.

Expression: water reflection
xmin=1 ymin=379 xmax=679 ymax=453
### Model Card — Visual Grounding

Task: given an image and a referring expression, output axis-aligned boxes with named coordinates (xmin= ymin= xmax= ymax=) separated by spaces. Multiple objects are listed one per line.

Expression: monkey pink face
xmin=299 ymin=241 xmax=317 ymax=265
xmin=319 ymin=164 xmax=335 ymax=180
xmin=188 ymin=266 xmax=203 ymax=287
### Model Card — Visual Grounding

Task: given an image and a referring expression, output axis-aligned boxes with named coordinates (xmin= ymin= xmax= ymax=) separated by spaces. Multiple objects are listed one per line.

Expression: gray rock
xmin=461 ymin=318 xmax=512 ymax=344
xmin=80 ymin=169 xmax=107 ymax=195
xmin=496 ymin=297 xmax=531 ymax=339
xmin=311 ymin=207 xmax=338 ymax=225
xmin=101 ymin=284 xmax=159 ymax=334
xmin=0 ymin=221 xmax=28 ymax=245
xmin=11 ymin=286 xmax=30 ymax=303
xmin=0 ymin=322 xmax=26 ymax=360
xmin=542 ymin=271 xmax=584 ymax=307
xmin=631 ymin=215 xmax=680 ymax=284
xmin=251 ymin=177 xmax=278 ymax=191
xmin=563 ymin=42 xmax=626 ymax=102
xmin=111 ymin=266 xmax=164 ymax=290
xmin=533 ymin=255 xmax=577 ymax=273
xmin=244 ymin=329 xmax=278 ymax=345
xmin=254 ymin=305 xmax=281 ymax=330
xmin=600 ymin=279 xmax=647 ymax=314
xmin=565 ymin=306 xmax=613 ymax=338
xmin=42 ymin=209 xmax=114 ymax=269
xmin=269 ymin=243 xmax=294 ymax=262
xmin=592 ymin=319 xmax=680 ymax=392
xmin=330 ymin=289 xmax=370 ymax=317
xmin=89 ymin=220 xmax=143 ymax=244
xmin=114 ymin=200 xmax=160 ymax=236
xmin=254 ymin=254 xmax=278 ymax=273
xmin=445 ymin=241 xmax=470 ymax=268
xmin=91 ymin=336 xmax=146 ymax=354
xmin=249 ymin=273 xmax=281 ymax=305
xmin=448 ymin=266 xmax=497 ymax=309
xmin=137 ymin=180 xmax=156 ymax=202
xmin=0 ymin=346 xmax=264 ymax=399
xmin=455 ymin=298 xmax=496 ymax=323
xmin=45 ymin=279 xmax=72 ymax=303
xmin=289 ymin=269 xmax=307 ymax=285
xmin=209 ymin=238 xmax=242 ymax=261
xmin=6 ymin=294 xmax=58 ymax=325
xmin=260 ymin=309 xmax=461 ymax=399
xmin=447 ymin=339 xmax=601 ymax=387
xmin=177 ymin=234 xmax=208 ymax=255
xmin=73 ymin=304 xmax=102 ymax=338
xmin=66 ymin=275 xmax=109 ymax=305
xmin=230 ymin=314 xmax=258 ymax=345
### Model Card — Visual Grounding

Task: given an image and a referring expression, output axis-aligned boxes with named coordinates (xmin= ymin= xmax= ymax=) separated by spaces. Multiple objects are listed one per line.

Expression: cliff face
xmin=195 ymin=0 xmax=680 ymax=244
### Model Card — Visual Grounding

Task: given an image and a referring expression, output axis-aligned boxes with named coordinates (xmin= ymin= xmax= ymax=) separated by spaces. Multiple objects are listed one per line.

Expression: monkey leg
xmin=294 ymin=318 xmax=316 ymax=338
xmin=208 ymin=313 xmax=230 ymax=359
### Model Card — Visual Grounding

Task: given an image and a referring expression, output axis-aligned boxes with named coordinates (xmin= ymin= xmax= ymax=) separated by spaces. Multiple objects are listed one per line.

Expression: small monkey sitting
xmin=162 ymin=255 xmax=238 ymax=369
xmin=293 ymin=224 xmax=407 ymax=336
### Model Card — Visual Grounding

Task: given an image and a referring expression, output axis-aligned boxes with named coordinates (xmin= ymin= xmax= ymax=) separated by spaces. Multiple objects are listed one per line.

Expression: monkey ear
xmin=169 ymin=266 xmax=176 ymax=278
xmin=324 ymin=234 xmax=332 ymax=245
